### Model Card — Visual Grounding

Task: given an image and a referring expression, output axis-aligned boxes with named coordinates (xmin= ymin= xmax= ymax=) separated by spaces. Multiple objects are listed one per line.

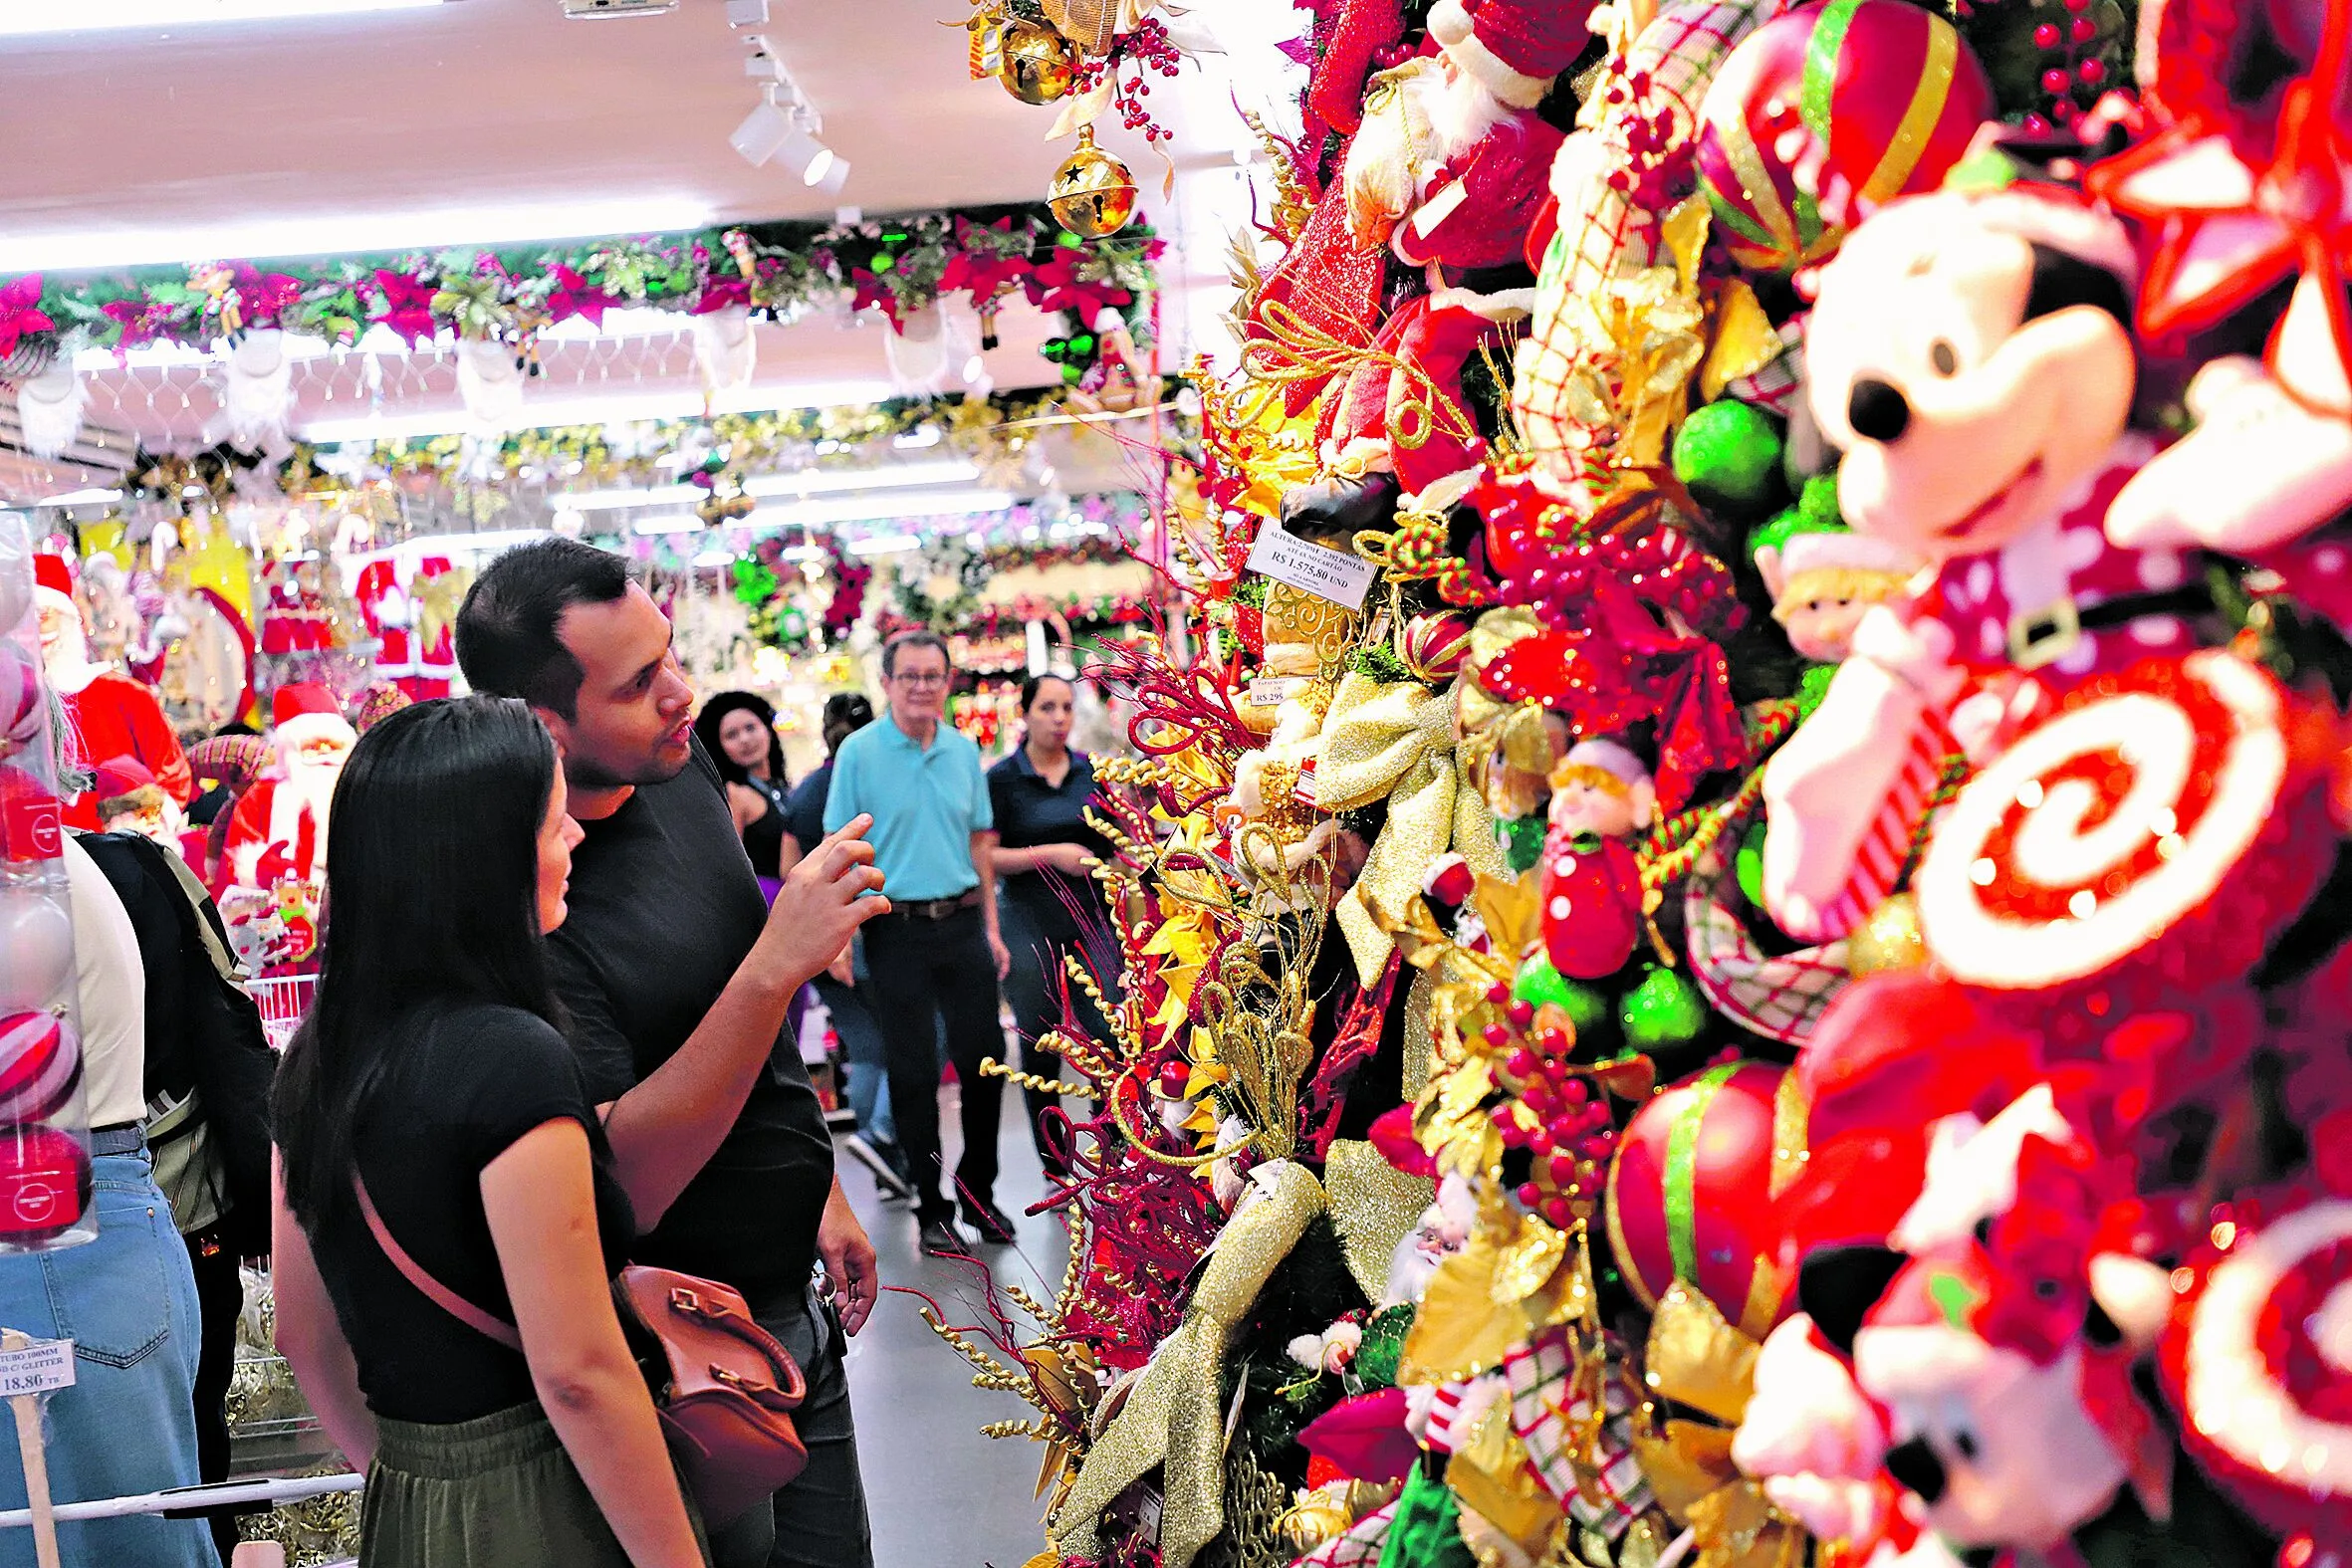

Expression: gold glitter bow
xmin=1323 ymin=1137 xmax=1437 ymax=1301
xmin=1628 ymin=1283 xmax=1807 ymax=1568
xmin=1318 ymin=669 xmax=1511 ymax=981
xmin=1053 ymin=1161 xmax=1328 ymax=1568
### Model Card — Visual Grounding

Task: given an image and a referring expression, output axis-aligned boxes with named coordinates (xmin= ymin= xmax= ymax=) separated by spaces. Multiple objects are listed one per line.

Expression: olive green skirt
xmin=360 ymin=1398 xmax=706 ymax=1568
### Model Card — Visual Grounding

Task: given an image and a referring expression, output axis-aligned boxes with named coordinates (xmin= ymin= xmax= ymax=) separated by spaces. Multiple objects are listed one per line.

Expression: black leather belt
xmin=92 ymin=1124 xmax=145 ymax=1157
xmin=890 ymin=890 xmax=982 ymax=921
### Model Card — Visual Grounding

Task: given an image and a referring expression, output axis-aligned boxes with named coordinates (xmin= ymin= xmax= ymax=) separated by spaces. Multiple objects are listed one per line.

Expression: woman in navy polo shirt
xmin=985 ymin=674 xmax=1118 ymax=1181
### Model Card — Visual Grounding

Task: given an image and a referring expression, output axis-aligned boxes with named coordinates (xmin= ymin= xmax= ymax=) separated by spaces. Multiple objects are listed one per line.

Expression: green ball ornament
xmin=1620 ymin=965 xmax=1710 ymax=1049
xmin=1513 ymin=956 xmax=1608 ymax=1038
xmin=1673 ymin=400 xmax=1786 ymax=514
xmin=1735 ymin=818 xmax=1768 ymax=910
xmin=1503 ymin=815 xmax=1546 ymax=875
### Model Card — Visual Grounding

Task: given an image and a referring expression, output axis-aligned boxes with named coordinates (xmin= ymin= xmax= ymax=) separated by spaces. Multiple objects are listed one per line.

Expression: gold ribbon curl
xmin=1052 ymin=1162 xmax=1327 ymax=1568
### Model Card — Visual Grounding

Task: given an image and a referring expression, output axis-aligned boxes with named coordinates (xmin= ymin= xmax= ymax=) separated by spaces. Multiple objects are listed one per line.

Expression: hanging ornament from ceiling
xmin=454 ymin=339 xmax=527 ymax=426
xmin=998 ymin=16 xmax=1078 ymax=104
xmin=692 ymin=305 xmax=759 ymax=396
xmin=217 ymin=328 xmax=296 ymax=456
xmin=1048 ymin=126 xmax=1138 ymax=238
xmin=11 ymin=363 xmax=84 ymax=461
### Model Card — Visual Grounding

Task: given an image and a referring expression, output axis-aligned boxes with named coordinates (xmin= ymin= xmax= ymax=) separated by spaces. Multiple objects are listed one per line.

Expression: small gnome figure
xmin=90 ymin=755 xmax=185 ymax=848
xmin=1538 ymin=738 xmax=1653 ymax=982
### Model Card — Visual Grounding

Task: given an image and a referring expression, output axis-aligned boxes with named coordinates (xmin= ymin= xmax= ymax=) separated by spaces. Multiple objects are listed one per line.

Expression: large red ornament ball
xmin=0 ymin=1011 xmax=80 ymax=1126
xmin=2160 ymin=1188 xmax=2352 ymax=1544
xmin=1696 ymin=0 xmax=1994 ymax=275
xmin=1606 ymin=1060 xmax=1803 ymax=1338
xmin=0 ymin=1125 xmax=90 ymax=1245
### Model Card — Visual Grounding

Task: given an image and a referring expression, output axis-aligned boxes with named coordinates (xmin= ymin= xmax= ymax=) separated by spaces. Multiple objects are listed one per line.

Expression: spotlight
xmin=813 ymin=155 xmax=850 ymax=195
xmin=729 ymin=99 xmax=794 ymax=166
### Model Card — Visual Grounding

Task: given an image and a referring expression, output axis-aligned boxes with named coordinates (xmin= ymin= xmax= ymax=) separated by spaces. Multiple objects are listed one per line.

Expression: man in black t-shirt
xmin=457 ymin=540 xmax=888 ymax=1568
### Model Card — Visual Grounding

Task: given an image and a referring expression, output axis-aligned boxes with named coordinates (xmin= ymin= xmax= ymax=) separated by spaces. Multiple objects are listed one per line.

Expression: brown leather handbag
xmin=354 ymin=1176 xmax=809 ymax=1526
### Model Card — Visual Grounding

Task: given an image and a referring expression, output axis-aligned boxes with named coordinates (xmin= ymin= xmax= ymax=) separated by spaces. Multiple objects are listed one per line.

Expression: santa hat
xmin=271 ymin=683 xmax=354 ymax=751
xmin=1427 ymin=0 xmax=1597 ymax=110
xmin=92 ymin=755 xmax=167 ymax=821
xmin=31 ymin=555 xmax=75 ymax=622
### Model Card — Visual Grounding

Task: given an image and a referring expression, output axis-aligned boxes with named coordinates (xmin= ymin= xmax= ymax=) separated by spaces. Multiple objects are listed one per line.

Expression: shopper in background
xmin=76 ymin=817 xmax=278 ymax=1564
xmin=0 ymin=707 xmax=215 ymax=1568
xmin=272 ymin=698 xmax=705 ymax=1567
xmin=986 ymin=674 xmax=1119 ymax=1183
xmin=777 ymin=693 xmax=909 ymax=1199
xmin=824 ymin=630 xmax=1012 ymax=1257
xmin=696 ymin=691 xmax=792 ymax=890
xmin=456 ymin=540 xmax=885 ymax=1568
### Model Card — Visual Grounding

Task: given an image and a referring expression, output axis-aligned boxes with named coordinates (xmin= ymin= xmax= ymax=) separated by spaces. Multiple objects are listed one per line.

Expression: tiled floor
xmin=835 ymin=1083 xmax=1072 ymax=1568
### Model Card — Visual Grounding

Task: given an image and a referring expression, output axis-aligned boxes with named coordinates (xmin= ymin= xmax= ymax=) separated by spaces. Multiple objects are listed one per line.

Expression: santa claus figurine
xmin=34 ymin=554 xmax=191 ymax=831
xmin=221 ymin=684 xmax=354 ymax=963
xmin=89 ymin=755 xmax=188 ymax=850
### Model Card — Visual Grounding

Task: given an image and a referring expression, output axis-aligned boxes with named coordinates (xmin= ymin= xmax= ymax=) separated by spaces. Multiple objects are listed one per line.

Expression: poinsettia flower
xmin=1026 ymin=251 xmax=1132 ymax=319
xmin=366 ymin=268 xmax=440 ymax=346
xmin=694 ymin=272 xmax=752 ymax=314
xmin=0 ymin=275 xmax=53 ymax=358
xmin=542 ymin=265 xmax=611 ymax=329
xmin=232 ymin=266 xmax=304 ymax=329
xmin=2087 ymin=0 xmax=2352 ymax=365
xmin=848 ymin=269 xmax=904 ymax=329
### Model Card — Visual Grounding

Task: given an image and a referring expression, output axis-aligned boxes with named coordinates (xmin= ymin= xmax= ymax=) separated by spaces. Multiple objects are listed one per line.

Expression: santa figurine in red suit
xmin=33 ymin=554 xmax=192 ymax=831
xmin=221 ymin=683 xmax=354 ymax=966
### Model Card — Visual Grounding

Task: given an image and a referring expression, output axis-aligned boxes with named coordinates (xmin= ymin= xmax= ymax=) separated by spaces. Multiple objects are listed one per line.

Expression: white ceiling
xmin=0 ymin=0 xmax=1300 ymax=472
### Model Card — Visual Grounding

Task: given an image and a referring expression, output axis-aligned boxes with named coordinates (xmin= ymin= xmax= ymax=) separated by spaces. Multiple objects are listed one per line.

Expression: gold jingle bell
xmin=1846 ymin=892 xmax=1928 ymax=976
xmin=998 ymin=17 xmax=1077 ymax=106
xmin=1049 ymin=126 xmax=1138 ymax=239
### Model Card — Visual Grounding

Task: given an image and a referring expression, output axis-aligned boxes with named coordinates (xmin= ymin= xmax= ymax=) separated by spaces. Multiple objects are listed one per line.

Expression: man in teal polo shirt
xmin=825 ymin=629 xmax=1012 ymax=1257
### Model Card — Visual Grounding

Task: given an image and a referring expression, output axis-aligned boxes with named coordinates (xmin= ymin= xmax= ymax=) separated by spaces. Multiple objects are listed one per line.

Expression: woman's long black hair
xmin=694 ymin=690 xmax=787 ymax=789
xmin=273 ymin=696 xmax=563 ymax=1231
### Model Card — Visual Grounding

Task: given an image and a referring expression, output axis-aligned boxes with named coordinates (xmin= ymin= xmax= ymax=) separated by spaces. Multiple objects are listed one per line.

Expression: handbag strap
xmin=353 ymin=1173 xmax=525 ymax=1354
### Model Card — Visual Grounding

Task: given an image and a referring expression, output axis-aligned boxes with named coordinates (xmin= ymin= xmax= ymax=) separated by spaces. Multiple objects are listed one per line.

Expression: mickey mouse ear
xmin=1796 ymin=1243 xmax=1908 ymax=1355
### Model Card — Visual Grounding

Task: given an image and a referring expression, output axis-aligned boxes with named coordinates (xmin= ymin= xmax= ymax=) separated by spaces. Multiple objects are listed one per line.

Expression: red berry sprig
xmin=1477 ymin=983 xmax=1627 ymax=1226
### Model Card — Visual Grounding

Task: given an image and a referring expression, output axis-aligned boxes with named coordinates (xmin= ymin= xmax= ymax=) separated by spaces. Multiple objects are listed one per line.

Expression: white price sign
xmin=0 ymin=1340 xmax=73 ymax=1398
xmin=1245 ymin=526 xmax=1377 ymax=611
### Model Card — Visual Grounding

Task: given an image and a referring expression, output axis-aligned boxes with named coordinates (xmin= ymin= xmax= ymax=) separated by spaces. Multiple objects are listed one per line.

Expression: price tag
xmin=0 ymin=1340 xmax=74 ymax=1398
xmin=1246 ymin=526 xmax=1377 ymax=611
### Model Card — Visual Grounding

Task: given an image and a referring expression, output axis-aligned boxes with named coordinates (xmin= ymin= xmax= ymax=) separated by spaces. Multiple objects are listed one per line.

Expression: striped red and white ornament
xmin=0 ymin=1010 xmax=81 ymax=1127
xmin=1695 ymin=0 xmax=1994 ymax=276
xmin=0 ymin=1125 xmax=90 ymax=1244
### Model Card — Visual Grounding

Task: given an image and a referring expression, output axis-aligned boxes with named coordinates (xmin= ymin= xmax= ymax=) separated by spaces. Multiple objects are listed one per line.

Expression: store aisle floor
xmin=835 ymin=1083 xmax=1072 ymax=1568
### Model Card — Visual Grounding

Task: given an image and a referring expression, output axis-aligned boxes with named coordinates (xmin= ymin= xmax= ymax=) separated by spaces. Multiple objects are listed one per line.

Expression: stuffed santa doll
xmin=34 ymin=555 xmax=192 ymax=831
xmin=223 ymin=683 xmax=354 ymax=898
xmin=89 ymin=754 xmax=187 ymax=850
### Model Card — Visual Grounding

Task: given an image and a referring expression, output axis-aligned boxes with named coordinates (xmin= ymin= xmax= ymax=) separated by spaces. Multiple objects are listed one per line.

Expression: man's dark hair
xmin=454 ymin=538 xmax=630 ymax=720
xmin=880 ymin=629 xmax=953 ymax=679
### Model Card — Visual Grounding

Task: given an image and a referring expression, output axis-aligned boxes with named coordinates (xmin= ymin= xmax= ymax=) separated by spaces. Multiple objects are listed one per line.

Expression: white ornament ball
xmin=0 ymin=892 xmax=72 ymax=1013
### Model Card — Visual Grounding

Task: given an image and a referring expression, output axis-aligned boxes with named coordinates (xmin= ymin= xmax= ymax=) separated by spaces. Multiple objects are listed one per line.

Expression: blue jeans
xmin=815 ymin=963 xmax=893 ymax=1148
xmin=0 ymin=1151 xmax=214 ymax=1568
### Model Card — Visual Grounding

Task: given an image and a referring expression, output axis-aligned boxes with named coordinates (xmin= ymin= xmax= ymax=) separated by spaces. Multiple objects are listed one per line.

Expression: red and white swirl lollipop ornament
xmin=0 ymin=1012 xmax=82 ymax=1129
xmin=1914 ymin=651 xmax=2336 ymax=1000
xmin=0 ymin=645 xmax=40 ymax=752
xmin=2162 ymin=1189 xmax=2352 ymax=1553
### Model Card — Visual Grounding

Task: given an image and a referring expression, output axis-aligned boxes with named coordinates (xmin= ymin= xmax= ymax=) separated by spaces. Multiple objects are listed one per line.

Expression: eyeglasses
xmin=891 ymin=670 xmax=950 ymax=688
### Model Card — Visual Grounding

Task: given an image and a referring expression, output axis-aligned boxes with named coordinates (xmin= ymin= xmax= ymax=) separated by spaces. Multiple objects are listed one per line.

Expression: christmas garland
xmin=0 ymin=204 xmax=1159 ymax=367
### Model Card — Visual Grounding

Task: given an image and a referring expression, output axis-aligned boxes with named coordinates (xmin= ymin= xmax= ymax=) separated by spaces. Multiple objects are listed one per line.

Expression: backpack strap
xmin=353 ymin=1174 xmax=524 ymax=1353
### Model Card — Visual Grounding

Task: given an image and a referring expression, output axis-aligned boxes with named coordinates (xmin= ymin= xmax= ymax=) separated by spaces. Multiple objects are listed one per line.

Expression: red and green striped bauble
xmin=1605 ymin=1060 xmax=1805 ymax=1339
xmin=1695 ymin=0 xmax=1995 ymax=275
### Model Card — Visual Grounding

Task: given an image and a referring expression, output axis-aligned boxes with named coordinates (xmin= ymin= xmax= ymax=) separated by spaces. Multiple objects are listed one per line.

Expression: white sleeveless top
xmin=64 ymin=837 xmax=148 ymax=1129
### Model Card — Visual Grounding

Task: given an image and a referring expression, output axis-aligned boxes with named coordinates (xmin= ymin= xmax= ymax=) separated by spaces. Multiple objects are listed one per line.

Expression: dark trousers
xmin=185 ymin=1231 xmax=243 ymax=1563
xmin=707 ymin=1278 xmax=872 ymax=1568
xmin=861 ymin=905 xmax=1006 ymax=1222
xmin=1000 ymin=898 xmax=1119 ymax=1168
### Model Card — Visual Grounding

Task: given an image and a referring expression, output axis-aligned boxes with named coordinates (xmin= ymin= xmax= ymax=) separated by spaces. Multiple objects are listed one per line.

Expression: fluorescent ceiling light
xmin=0 ymin=195 xmax=719 ymax=276
xmin=743 ymin=461 xmax=977 ymax=498
xmin=0 ymin=0 xmax=444 ymax=35
xmin=562 ymin=485 xmax=701 ymax=512
xmin=39 ymin=488 xmax=123 ymax=506
xmin=296 ymin=378 xmax=898 ymax=443
xmin=846 ymin=535 xmax=921 ymax=556
xmin=631 ymin=515 xmax=707 ymax=536
xmin=750 ymin=489 xmax=1017 ymax=531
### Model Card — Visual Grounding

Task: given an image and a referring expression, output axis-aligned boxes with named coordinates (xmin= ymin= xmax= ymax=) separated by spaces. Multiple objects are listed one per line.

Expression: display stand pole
xmin=1 ymin=1331 xmax=61 ymax=1568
